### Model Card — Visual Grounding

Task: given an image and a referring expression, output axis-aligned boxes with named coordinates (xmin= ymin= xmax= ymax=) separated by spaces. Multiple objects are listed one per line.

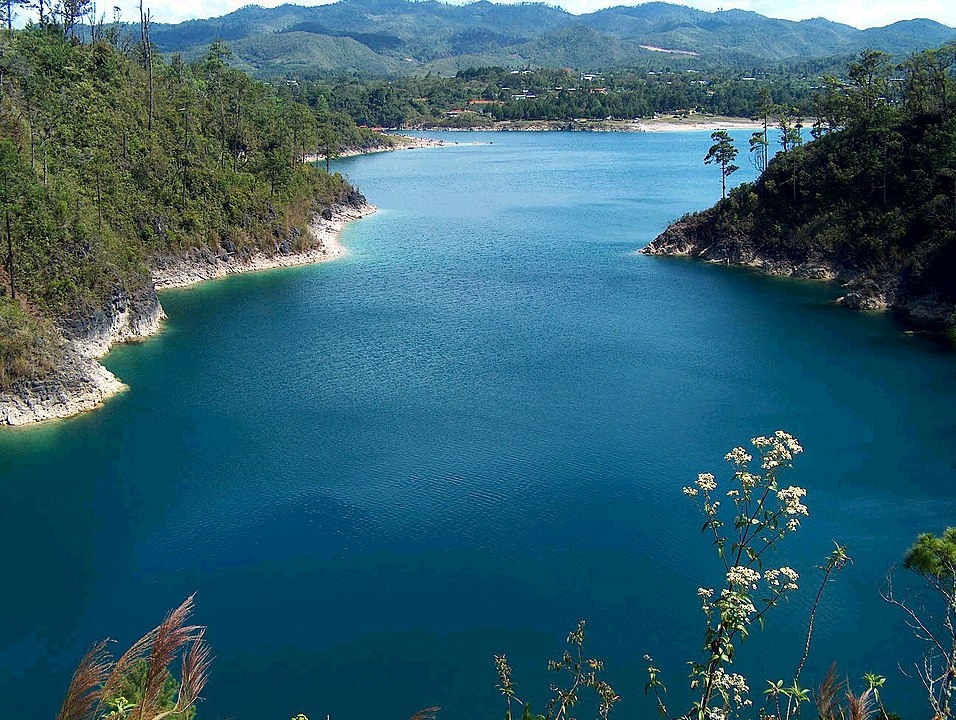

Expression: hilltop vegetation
xmin=0 ymin=25 xmax=379 ymax=389
xmin=644 ymin=46 xmax=956 ymax=333
xmin=308 ymin=65 xmax=815 ymax=128
xmin=137 ymin=0 xmax=956 ymax=77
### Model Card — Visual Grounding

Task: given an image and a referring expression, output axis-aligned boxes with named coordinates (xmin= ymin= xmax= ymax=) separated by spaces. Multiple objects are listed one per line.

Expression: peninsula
xmin=0 ymin=29 xmax=387 ymax=426
xmin=642 ymin=48 xmax=956 ymax=336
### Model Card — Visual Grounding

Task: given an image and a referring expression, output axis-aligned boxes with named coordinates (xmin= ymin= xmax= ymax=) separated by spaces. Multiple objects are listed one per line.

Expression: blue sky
xmin=21 ymin=0 xmax=956 ymax=30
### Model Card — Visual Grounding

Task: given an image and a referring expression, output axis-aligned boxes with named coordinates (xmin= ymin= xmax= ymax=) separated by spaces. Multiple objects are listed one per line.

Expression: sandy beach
xmin=631 ymin=116 xmax=766 ymax=132
xmin=409 ymin=116 xmax=766 ymax=133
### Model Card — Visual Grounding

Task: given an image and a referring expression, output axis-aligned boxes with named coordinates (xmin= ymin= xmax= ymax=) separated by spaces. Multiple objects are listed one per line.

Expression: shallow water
xmin=2 ymin=130 xmax=954 ymax=720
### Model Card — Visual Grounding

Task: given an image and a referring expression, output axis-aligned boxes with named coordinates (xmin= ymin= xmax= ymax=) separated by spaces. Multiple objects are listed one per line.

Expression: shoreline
xmin=405 ymin=116 xmax=764 ymax=133
xmin=0 ymin=201 xmax=376 ymax=427
xmin=152 ymin=201 xmax=376 ymax=290
xmin=304 ymin=135 xmax=447 ymax=164
xmin=641 ymin=216 xmax=956 ymax=333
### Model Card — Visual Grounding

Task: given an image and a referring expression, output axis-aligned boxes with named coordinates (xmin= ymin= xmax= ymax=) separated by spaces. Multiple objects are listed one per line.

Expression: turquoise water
xmin=2 ymin=131 xmax=955 ymax=720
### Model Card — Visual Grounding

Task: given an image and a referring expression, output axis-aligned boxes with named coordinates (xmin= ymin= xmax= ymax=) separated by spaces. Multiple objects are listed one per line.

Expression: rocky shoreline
xmin=641 ymin=215 xmax=955 ymax=329
xmin=0 ymin=200 xmax=375 ymax=427
xmin=151 ymin=201 xmax=375 ymax=289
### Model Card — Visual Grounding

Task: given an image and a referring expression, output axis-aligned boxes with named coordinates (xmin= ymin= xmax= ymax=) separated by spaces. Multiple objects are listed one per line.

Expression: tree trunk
xmin=6 ymin=209 xmax=13 ymax=301
xmin=140 ymin=0 xmax=154 ymax=132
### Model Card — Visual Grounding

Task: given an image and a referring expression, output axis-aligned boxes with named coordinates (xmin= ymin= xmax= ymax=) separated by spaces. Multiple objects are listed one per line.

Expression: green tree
xmin=705 ymin=130 xmax=739 ymax=200
xmin=2 ymin=0 xmax=30 ymax=32
xmin=317 ymin=123 xmax=340 ymax=174
xmin=749 ymin=87 xmax=773 ymax=172
xmin=884 ymin=528 xmax=956 ymax=720
xmin=847 ymin=50 xmax=891 ymax=115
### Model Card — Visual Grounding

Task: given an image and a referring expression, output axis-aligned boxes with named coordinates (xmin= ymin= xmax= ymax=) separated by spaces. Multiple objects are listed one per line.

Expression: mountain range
xmin=145 ymin=0 xmax=956 ymax=76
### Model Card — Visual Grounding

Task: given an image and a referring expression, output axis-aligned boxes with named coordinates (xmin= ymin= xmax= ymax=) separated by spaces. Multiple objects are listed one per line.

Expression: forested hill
xmin=642 ymin=47 xmax=956 ymax=334
xmin=0 ymin=27 xmax=381 ymax=394
xmin=141 ymin=0 xmax=956 ymax=76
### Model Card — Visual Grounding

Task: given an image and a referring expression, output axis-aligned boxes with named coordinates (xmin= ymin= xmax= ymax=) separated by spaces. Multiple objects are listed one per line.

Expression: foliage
xmin=883 ymin=528 xmax=956 ymax=719
xmin=704 ymin=130 xmax=739 ymax=200
xmin=677 ymin=43 xmax=956 ymax=330
xmin=300 ymin=67 xmax=817 ymax=129
xmin=0 ymin=296 xmax=61 ymax=388
xmin=495 ymin=621 xmax=619 ymax=720
xmin=0 ymin=27 xmax=369 ymax=385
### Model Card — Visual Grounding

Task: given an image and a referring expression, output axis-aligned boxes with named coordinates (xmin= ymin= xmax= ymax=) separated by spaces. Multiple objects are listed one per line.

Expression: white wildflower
xmin=760 ymin=431 xmax=803 ymax=471
xmin=777 ymin=485 xmax=809 ymax=516
xmin=706 ymin=707 xmax=727 ymax=720
xmin=696 ymin=473 xmax=717 ymax=492
xmin=725 ymin=447 xmax=752 ymax=466
xmin=726 ymin=566 xmax=760 ymax=590
xmin=711 ymin=668 xmax=751 ymax=708
xmin=779 ymin=566 xmax=799 ymax=590
xmin=736 ymin=471 xmax=759 ymax=490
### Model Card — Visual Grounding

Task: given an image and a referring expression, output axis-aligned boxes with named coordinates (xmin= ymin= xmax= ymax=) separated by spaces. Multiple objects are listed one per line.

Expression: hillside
xmin=138 ymin=0 xmax=956 ymax=76
xmin=642 ymin=47 xmax=956 ymax=334
xmin=0 ymin=27 xmax=383 ymax=423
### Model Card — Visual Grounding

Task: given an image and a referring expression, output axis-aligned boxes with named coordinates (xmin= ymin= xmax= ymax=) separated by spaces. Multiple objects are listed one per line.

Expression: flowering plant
xmin=645 ymin=431 xmax=848 ymax=720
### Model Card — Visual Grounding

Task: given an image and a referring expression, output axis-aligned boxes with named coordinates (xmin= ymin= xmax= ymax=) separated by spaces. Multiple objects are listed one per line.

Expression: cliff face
xmin=641 ymin=211 xmax=952 ymax=326
xmin=0 ymin=287 xmax=164 ymax=426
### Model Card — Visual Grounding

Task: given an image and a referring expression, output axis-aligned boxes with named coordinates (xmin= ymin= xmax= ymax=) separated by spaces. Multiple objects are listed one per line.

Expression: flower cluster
xmin=726 ymin=566 xmax=761 ymax=590
xmin=736 ymin=472 xmax=759 ymax=491
xmin=753 ymin=431 xmax=803 ymax=471
xmin=725 ymin=447 xmax=753 ymax=466
xmin=711 ymin=667 xmax=752 ymax=707
xmin=685 ymin=472 xmax=720 ymax=497
xmin=764 ymin=567 xmax=799 ymax=592
xmin=777 ymin=486 xmax=808 ymax=517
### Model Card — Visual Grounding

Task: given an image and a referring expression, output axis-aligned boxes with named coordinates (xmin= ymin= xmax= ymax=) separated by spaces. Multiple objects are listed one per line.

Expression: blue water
xmin=2 ymin=130 xmax=955 ymax=720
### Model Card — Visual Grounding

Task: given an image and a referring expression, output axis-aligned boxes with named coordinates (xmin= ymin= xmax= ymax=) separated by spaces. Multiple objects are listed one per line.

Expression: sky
xmin=26 ymin=0 xmax=956 ymax=30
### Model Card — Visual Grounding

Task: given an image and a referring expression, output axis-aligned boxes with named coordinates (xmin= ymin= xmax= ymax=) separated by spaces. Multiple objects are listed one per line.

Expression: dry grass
xmin=0 ymin=296 xmax=62 ymax=388
xmin=56 ymin=596 xmax=210 ymax=720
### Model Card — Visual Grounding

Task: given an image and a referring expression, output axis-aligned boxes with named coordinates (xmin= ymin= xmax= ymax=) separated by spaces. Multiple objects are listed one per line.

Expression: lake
xmin=1 ymin=130 xmax=954 ymax=720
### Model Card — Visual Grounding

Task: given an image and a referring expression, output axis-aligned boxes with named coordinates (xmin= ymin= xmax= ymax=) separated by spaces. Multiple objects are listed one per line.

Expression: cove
xmin=1 ymin=130 xmax=955 ymax=720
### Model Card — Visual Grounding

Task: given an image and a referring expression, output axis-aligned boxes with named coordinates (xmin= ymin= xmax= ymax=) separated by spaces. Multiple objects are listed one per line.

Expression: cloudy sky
xmin=37 ymin=0 xmax=956 ymax=30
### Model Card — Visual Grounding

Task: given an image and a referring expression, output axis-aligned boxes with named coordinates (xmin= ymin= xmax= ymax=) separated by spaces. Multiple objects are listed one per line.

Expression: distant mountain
xmin=145 ymin=0 xmax=956 ymax=76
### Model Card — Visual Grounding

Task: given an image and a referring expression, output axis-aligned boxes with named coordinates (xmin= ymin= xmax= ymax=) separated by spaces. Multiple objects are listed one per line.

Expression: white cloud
xmin=107 ymin=0 xmax=309 ymax=25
